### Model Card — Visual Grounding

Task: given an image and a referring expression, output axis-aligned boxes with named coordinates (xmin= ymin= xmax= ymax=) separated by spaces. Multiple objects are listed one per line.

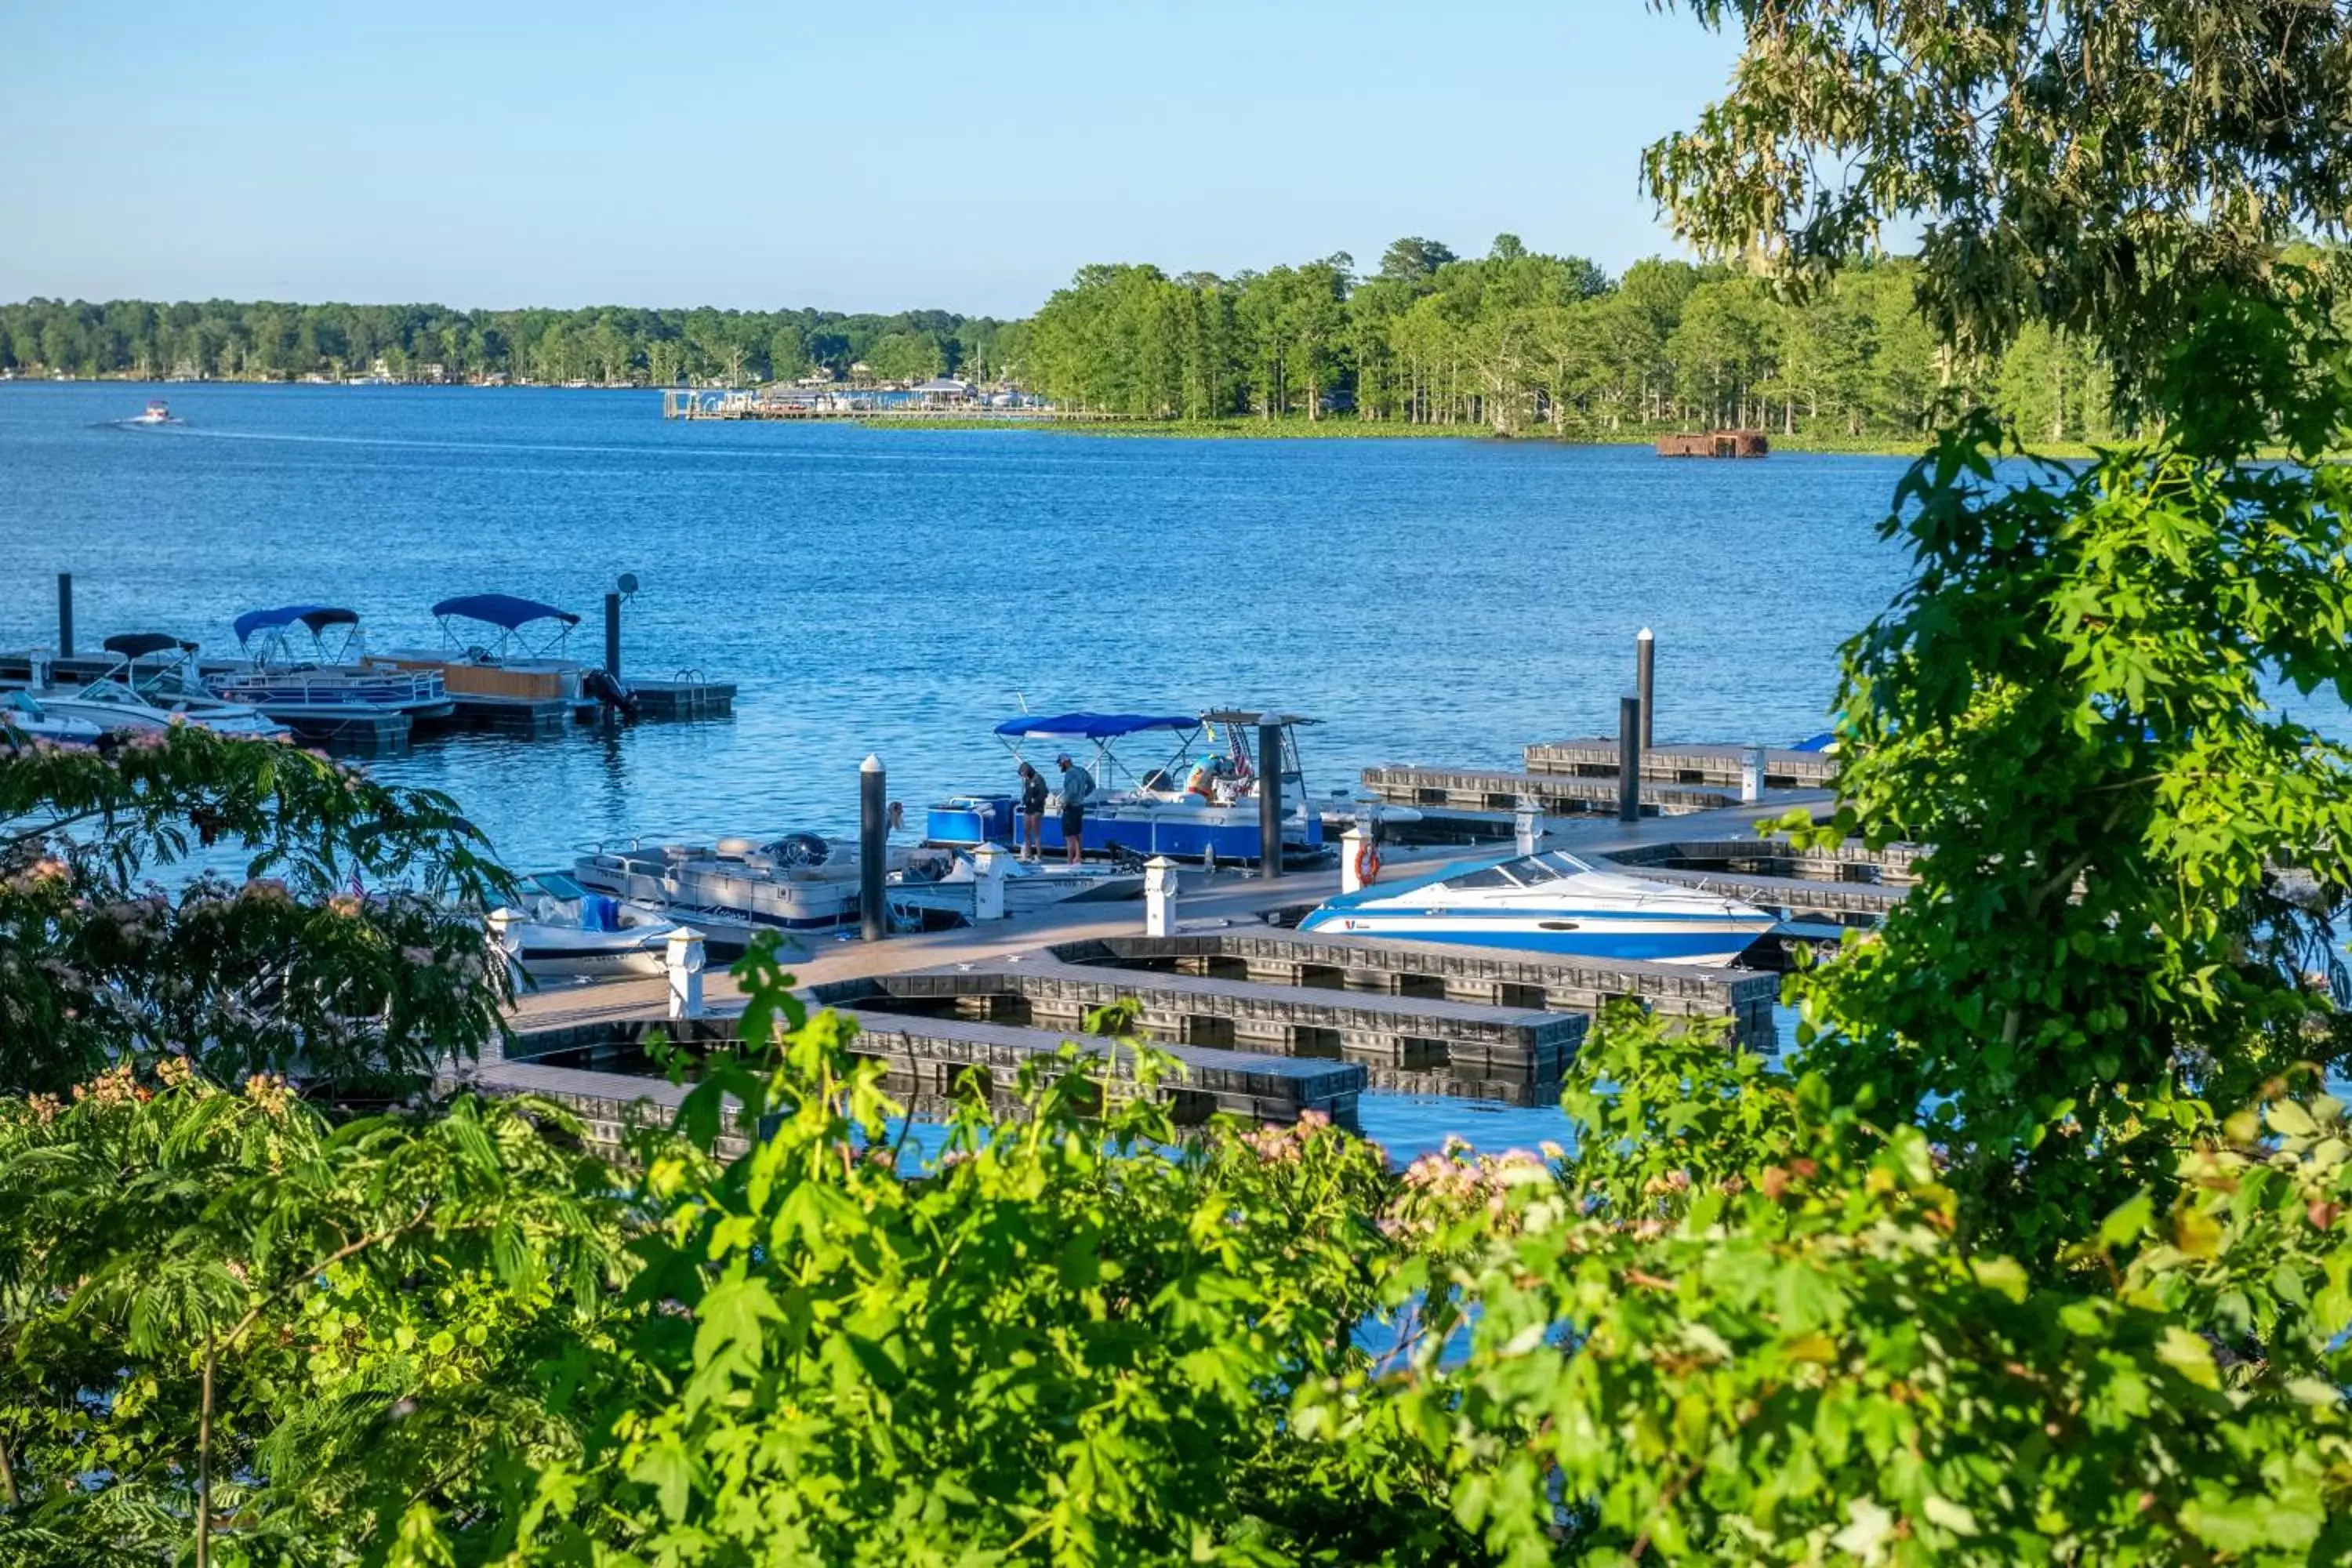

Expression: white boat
xmin=127 ymin=398 xmax=181 ymax=426
xmin=31 ymin=636 xmax=289 ymax=741
xmin=209 ymin=605 xmax=455 ymax=739
xmin=575 ymin=832 xmax=1139 ymax=937
xmin=0 ymin=690 xmax=102 ymax=747
xmin=1298 ymin=847 xmax=1777 ymax=966
xmin=489 ymin=875 xmax=691 ymax=982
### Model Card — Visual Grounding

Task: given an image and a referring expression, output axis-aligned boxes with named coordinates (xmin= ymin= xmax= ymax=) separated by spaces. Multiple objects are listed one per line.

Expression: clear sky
xmin=0 ymin=1 xmax=1744 ymax=318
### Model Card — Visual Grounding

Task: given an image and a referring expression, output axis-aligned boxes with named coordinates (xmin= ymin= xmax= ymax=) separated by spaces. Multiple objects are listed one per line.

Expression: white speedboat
xmin=1299 ymin=847 xmax=1776 ymax=966
xmin=128 ymin=398 xmax=181 ymax=426
xmin=32 ymin=636 xmax=289 ymax=741
xmin=0 ymin=690 xmax=102 ymax=747
xmin=489 ymin=874 xmax=699 ymax=982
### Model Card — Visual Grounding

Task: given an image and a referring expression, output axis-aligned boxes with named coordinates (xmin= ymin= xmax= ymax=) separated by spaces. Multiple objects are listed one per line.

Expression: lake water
xmin=0 ymin=381 xmax=1933 ymax=1154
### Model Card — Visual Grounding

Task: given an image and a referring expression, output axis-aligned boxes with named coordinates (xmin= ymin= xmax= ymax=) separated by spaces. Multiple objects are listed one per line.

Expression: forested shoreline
xmin=2 ymin=233 xmax=2122 ymax=445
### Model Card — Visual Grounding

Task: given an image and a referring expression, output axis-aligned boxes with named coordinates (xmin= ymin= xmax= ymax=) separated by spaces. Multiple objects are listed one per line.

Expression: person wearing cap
xmin=1055 ymin=753 xmax=1095 ymax=866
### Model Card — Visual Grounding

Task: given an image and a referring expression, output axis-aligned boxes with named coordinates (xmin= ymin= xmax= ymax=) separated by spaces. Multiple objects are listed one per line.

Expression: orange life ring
xmin=1353 ymin=837 xmax=1381 ymax=885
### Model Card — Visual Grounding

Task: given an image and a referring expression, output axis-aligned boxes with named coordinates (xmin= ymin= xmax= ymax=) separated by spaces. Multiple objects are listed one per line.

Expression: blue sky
xmin=0 ymin=2 xmax=1744 ymax=317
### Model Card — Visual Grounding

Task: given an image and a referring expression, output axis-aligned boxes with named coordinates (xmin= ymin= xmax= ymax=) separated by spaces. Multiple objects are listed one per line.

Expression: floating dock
xmin=1361 ymin=762 xmax=1737 ymax=818
xmin=1524 ymin=737 xmax=1838 ymax=790
xmin=456 ymin=789 xmax=1871 ymax=1146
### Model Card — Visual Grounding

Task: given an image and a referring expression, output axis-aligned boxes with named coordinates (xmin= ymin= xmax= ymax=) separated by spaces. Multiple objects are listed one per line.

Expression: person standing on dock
xmin=1017 ymin=761 xmax=1047 ymax=862
xmin=1055 ymin=753 xmax=1094 ymax=866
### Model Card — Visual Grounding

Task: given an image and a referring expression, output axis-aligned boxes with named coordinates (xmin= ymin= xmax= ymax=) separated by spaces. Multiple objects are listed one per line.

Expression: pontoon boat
xmin=365 ymin=593 xmax=617 ymax=718
xmin=1299 ymin=846 xmax=1776 ymax=966
xmin=929 ymin=710 xmax=1326 ymax=866
xmin=210 ymin=606 xmax=455 ymax=739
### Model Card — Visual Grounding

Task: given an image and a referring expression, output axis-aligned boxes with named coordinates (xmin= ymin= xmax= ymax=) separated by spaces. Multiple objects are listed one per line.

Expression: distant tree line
xmin=0 ymin=298 xmax=1016 ymax=387
xmin=0 ymin=236 xmax=2131 ymax=442
xmin=1016 ymin=234 xmax=2124 ymax=441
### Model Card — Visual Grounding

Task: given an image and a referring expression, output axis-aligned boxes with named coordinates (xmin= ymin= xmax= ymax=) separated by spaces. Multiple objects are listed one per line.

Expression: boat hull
xmin=927 ymin=793 xmax=1322 ymax=864
xmin=1294 ymin=909 xmax=1772 ymax=966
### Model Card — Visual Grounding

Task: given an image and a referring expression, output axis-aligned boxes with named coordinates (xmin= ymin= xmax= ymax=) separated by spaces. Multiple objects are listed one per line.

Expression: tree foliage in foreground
xmin=0 ymin=723 xmax=511 ymax=1095
xmin=1647 ymin=0 xmax=2352 ymax=385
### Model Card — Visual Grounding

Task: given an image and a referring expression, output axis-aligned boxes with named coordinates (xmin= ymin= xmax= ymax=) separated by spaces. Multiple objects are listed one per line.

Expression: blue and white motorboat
xmin=1299 ymin=847 xmax=1776 ymax=966
xmin=0 ymin=689 xmax=102 ymax=747
xmin=928 ymin=709 xmax=1327 ymax=866
xmin=209 ymin=606 xmax=456 ymax=740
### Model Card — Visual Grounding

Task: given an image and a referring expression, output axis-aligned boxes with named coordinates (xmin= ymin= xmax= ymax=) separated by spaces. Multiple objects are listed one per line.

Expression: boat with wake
xmin=125 ymin=398 xmax=183 ymax=426
xmin=1298 ymin=846 xmax=1776 ymax=966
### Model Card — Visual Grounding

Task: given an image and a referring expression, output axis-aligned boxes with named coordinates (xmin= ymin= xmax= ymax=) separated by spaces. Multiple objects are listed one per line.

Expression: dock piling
xmin=860 ymin=755 xmax=887 ymax=943
xmin=1513 ymin=800 xmax=1544 ymax=857
xmin=56 ymin=573 xmax=73 ymax=659
xmin=1144 ymin=856 xmax=1178 ymax=936
xmin=665 ymin=928 xmax=706 ymax=1019
xmin=1617 ymin=698 xmax=1642 ymax=822
xmin=1635 ymin=627 xmax=1654 ymax=750
xmin=971 ymin=844 xmax=1007 ymax=921
xmin=1740 ymin=746 xmax=1766 ymax=804
xmin=603 ymin=592 xmax=621 ymax=680
xmin=1258 ymin=719 xmax=1283 ymax=876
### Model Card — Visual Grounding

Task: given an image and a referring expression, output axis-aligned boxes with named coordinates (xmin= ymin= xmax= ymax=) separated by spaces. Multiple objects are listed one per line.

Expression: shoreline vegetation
xmin=2 ymin=230 xmax=2137 ymax=451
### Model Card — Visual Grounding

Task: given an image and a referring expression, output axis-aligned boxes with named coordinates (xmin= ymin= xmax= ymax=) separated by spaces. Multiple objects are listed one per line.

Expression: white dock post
xmin=1340 ymin=828 xmax=1370 ymax=895
xmin=1740 ymin=746 xmax=1766 ymax=803
xmin=1144 ymin=855 xmax=1178 ymax=936
xmin=485 ymin=907 xmax=521 ymax=989
xmin=1513 ymin=800 xmax=1543 ymax=858
xmin=971 ymin=843 xmax=1007 ymax=921
xmin=666 ymin=927 xmax=707 ymax=1019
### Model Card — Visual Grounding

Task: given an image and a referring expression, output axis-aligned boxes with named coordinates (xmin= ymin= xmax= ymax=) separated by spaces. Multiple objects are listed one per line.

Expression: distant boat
xmin=127 ymin=398 xmax=182 ymax=426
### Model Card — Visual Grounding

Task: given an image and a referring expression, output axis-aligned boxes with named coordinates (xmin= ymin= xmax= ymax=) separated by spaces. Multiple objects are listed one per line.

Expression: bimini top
xmin=993 ymin=712 xmax=1196 ymax=742
xmin=233 ymin=605 xmax=360 ymax=645
xmin=431 ymin=593 xmax=580 ymax=631
xmin=102 ymin=631 xmax=193 ymax=661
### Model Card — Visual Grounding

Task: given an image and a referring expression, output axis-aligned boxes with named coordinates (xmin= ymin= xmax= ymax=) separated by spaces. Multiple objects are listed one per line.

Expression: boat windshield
xmin=1526 ymin=850 xmax=1594 ymax=879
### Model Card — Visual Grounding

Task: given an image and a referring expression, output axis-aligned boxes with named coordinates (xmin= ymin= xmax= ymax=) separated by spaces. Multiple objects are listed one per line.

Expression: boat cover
xmin=430 ymin=593 xmax=580 ymax=630
xmin=1790 ymin=731 xmax=1838 ymax=753
xmin=102 ymin=632 xmax=191 ymax=661
xmin=234 ymin=604 xmax=359 ymax=644
xmin=993 ymin=712 xmax=1196 ymax=741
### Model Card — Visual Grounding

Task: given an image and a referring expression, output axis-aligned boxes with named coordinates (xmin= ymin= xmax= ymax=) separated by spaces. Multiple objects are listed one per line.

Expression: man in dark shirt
xmin=1017 ymin=762 xmax=1047 ymax=862
xmin=1055 ymin=753 xmax=1095 ymax=866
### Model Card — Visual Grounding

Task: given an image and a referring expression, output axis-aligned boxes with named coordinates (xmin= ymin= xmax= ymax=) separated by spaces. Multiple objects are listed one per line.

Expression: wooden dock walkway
xmin=1361 ymin=762 xmax=1739 ymax=816
xmin=467 ymin=793 xmax=1906 ymax=1141
xmin=1523 ymin=737 xmax=1839 ymax=790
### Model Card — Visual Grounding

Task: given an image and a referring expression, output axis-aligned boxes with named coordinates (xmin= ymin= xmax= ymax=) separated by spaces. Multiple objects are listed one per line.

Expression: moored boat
xmin=365 ymin=593 xmax=622 ymax=719
xmin=30 ymin=635 xmax=289 ymax=741
xmin=1298 ymin=846 xmax=1777 ymax=966
xmin=210 ymin=605 xmax=454 ymax=742
xmin=929 ymin=709 xmax=1327 ymax=866
xmin=0 ymin=690 xmax=103 ymax=747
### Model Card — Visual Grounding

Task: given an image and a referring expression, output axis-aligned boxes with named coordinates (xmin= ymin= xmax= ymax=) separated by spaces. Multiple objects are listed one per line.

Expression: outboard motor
xmin=583 ymin=668 xmax=641 ymax=719
xmin=768 ymin=832 xmax=832 ymax=869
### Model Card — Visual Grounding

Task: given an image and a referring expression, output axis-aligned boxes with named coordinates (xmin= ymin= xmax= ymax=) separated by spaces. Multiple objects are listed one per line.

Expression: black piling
xmin=1258 ymin=719 xmax=1283 ymax=875
xmin=1635 ymin=626 xmax=1654 ymax=750
xmin=1617 ymin=696 xmax=1642 ymax=823
xmin=860 ymin=753 xmax=887 ymax=943
xmin=56 ymin=573 xmax=73 ymax=658
xmin=604 ymin=592 xmax=622 ymax=680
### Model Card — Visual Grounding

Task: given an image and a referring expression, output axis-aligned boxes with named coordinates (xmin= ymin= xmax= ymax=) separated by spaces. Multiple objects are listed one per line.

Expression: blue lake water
xmin=0 ymin=381 xmax=2049 ymax=1153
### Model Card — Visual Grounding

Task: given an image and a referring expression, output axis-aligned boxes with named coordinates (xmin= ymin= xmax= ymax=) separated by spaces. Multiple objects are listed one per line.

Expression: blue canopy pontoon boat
xmin=929 ymin=709 xmax=1327 ymax=866
xmin=209 ymin=605 xmax=456 ymax=739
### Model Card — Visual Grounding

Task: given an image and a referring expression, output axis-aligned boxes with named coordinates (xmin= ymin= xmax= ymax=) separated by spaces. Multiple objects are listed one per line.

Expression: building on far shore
xmin=912 ymin=376 xmax=980 ymax=407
